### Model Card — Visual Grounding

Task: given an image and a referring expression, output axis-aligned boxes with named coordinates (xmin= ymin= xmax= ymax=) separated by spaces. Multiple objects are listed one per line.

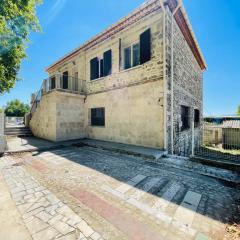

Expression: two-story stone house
xmin=29 ymin=0 xmax=206 ymax=155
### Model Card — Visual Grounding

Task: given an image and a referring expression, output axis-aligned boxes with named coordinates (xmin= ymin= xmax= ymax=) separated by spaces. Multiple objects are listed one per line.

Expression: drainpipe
xmin=159 ymin=0 xmax=167 ymax=151
xmin=170 ymin=0 xmax=182 ymax=155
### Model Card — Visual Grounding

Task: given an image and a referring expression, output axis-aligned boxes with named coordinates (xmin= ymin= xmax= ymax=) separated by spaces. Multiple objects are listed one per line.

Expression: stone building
xmin=29 ymin=0 xmax=206 ymax=155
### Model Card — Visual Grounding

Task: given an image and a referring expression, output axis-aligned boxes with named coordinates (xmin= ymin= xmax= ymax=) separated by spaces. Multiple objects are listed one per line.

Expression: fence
xmin=194 ymin=121 xmax=240 ymax=162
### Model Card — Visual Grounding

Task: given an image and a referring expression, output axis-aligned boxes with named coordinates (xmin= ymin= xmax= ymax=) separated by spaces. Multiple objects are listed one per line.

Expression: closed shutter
xmin=140 ymin=28 xmax=151 ymax=64
xmin=100 ymin=59 xmax=104 ymax=78
xmin=119 ymin=38 xmax=122 ymax=71
xmin=90 ymin=57 xmax=99 ymax=80
xmin=103 ymin=50 xmax=112 ymax=77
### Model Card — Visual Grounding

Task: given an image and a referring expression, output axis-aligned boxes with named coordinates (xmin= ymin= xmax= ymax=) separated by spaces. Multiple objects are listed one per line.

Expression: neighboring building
xmin=204 ymin=116 xmax=240 ymax=125
xmin=222 ymin=120 xmax=240 ymax=149
xmin=29 ymin=0 xmax=206 ymax=155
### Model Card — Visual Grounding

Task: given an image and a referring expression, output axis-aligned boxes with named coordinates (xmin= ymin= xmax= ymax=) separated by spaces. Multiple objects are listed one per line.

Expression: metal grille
xmin=194 ymin=121 xmax=240 ymax=163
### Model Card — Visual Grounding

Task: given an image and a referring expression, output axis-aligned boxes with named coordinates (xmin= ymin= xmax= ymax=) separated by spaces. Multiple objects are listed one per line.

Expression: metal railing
xmin=194 ymin=121 xmax=240 ymax=162
xmin=30 ymin=74 xmax=86 ymax=118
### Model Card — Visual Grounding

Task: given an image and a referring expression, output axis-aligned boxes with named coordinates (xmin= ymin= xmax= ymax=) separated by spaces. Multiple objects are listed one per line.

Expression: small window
xmin=50 ymin=77 xmax=56 ymax=90
xmin=194 ymin=109 xmax=200 ymax=127
xmin=91 ymin=108 xmax=105 ymax=127
xmin=181 ymin=105 xmax=190 ymax=131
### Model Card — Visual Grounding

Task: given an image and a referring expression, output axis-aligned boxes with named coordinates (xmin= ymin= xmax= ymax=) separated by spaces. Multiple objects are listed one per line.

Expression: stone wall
xmin=85 ymin=80 xmax=164 ymax=148
xmin=30 ymin=91 xmax=86 ymax=142
xmin=165 ymin=7 xmax=203 ymax=155
xmin=0 ymin=112 xmax=6 ymax=154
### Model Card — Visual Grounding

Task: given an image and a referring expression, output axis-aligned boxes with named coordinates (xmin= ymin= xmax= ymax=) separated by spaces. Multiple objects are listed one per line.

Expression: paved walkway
xmin=0 ymin=156 xmax=103 ymax=240
xmin=1 ymin=145 xmax=240 ymax=239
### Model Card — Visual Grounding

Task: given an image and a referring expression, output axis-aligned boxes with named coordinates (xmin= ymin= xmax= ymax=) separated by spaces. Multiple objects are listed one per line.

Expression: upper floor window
xmin=50 ymin=76 xmax=56 ymax=90
xmin=181 ymin=105 xmax=190 ymax=131
xmin=123 ymin=28 xmax=151 ymax=70
xmin=124 ymin=43 xmax=140 ymax=70
xmin=90 ymin=50 xmax=112 ymax=80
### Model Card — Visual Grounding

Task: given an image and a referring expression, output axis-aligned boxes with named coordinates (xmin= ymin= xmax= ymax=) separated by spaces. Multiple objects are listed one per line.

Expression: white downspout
xmin=170 ymin=1 xmax=182 ymax=155
xmin=159 ymin=0 xmax=167 ymax=151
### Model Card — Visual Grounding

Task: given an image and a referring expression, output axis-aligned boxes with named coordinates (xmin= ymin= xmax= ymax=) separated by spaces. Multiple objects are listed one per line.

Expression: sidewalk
xmin=0 ymin=163 xmax=31 ymax=240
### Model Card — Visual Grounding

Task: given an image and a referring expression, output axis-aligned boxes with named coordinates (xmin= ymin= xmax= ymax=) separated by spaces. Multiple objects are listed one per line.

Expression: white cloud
xmin=46 ymin=0 xmax=67 ymax=25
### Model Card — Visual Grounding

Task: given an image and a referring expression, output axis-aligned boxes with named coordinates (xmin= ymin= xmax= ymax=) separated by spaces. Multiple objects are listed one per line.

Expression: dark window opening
xmin=194 ymin=109 xmax=200 ymax=127
xmin=50 ymin=77 xmax=56 ymax=90
xmin=140 ymin=28 xmax=151 ymax=64
xmin=181 ymin=105 xmax=190 ymax=131
xmin=62 ymin=71 xmax=68 ymax=89
xmin=91 ymin=108 xmax=105 ymax=126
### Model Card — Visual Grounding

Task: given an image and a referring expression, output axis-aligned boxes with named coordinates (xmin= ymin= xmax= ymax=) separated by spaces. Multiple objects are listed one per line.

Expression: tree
xmin=4 ymin=99 xmax=30 ymax=117
xmin=0 ymin=0 xmax=41 ymax=94
xmin=237 ymin=106 xmax=240 ymax=116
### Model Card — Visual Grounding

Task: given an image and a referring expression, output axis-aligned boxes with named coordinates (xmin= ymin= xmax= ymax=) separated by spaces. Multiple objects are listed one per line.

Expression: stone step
xmin=5 ymin=127 xmax=33 ymax=136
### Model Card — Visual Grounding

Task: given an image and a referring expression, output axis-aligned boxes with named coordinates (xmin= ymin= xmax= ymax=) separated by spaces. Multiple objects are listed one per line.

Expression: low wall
xmin=30 ymin=91 xmax=86 ymax=142
xmin=0 ymin=112 xmax=6 ymax=154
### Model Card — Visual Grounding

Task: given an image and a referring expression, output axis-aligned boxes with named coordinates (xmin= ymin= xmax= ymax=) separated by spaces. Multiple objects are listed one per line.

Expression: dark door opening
xmin=62 ymin=71 xmax=68 ymax=89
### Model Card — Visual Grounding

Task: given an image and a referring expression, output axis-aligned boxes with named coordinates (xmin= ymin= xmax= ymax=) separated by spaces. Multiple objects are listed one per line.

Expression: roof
xmin=223 ymin=120 xmax=240 ymax=129
xmin=46 ymin=0 xmax=207 ymax=72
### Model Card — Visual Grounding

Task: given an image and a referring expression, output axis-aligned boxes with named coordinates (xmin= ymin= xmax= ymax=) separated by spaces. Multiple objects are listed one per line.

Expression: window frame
xmin=90 ymin=107 xmax=105 ymax=127
xmin=123 ymin=41 xmax=140 ymax=70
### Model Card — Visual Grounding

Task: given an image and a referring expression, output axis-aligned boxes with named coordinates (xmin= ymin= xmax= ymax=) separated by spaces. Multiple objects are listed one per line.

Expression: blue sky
xmin=0 ymin=0 xmax=239 ymax=116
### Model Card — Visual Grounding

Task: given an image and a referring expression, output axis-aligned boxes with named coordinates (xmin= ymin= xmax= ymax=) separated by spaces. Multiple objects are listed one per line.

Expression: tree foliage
xmin=4 ymin=99 xmax=30 ymax=117
xmin=237 ymin=106 xmax=240 ymax=116
xmin=0 ymin=0 xmax=41 ymax=94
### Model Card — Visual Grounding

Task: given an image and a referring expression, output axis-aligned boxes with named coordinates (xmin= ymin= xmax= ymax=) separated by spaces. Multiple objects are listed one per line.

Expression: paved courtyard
xmin=0 ymin=145 xmax=240 ymax=240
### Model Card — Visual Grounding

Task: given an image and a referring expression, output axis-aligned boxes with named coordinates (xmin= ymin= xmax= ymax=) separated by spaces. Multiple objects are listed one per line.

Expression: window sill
xmin=120 ymin=64 xmax=142 ymax=73
xmin=181 ymin=128 xmax=190 ymax=132
xmin=89 ymin=125 xmax=105 ymax=128
xmin=90 ymin=73 xmax=112 ymax=82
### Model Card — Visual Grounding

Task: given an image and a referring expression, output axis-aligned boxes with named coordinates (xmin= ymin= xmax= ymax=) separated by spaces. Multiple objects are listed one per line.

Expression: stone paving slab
xmin=0 ymin=156 xmax=104 ymax=240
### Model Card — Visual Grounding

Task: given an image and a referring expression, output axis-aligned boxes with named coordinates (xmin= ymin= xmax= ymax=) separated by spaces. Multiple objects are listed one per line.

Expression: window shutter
xmin=103 ymin=50 xmax=112 ymax=77
xmin=140 ymin=28 xmax=151 ymax=64
xmin=90 ymin=57 xmax=99 ymax=80
xmin=119 ymin=39 xmax=122 ymax=71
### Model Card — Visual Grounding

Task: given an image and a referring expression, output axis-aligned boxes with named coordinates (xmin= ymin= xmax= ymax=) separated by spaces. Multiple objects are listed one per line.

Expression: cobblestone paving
xmin=1 ymin=146 xmax=240 ymax=240
xmin=0 ymin=156 xmax=104 ymax=240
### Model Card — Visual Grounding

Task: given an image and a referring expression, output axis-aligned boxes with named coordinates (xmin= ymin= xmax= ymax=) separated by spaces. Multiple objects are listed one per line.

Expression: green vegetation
xmin=4 ymin=99 xmax=30 ymax=117
xmin=206 ymin=146 xmax=240 ymax=156
xmin=0 ymin=0 xmax=42 ymax=94
xmin=237 ymin=105 xmax=240 ymax=116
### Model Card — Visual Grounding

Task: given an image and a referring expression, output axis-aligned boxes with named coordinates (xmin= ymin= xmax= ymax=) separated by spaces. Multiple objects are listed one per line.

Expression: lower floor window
xmin=194 ymin=109 xmax=200 ymax=127
xmin=181 ymin=105 xmax=190 ymax=131
xmin=91 ymin=108 xmax=105 ymax=126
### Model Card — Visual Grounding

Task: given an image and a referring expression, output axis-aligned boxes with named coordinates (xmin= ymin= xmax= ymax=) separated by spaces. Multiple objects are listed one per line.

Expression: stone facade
xmin=165 ymin=7 xmax=203 ymax=155
xmin=30 ymin=91 xmax=85 ymax=142
xmin=30 ymin=0 xmax=206 ymax=153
